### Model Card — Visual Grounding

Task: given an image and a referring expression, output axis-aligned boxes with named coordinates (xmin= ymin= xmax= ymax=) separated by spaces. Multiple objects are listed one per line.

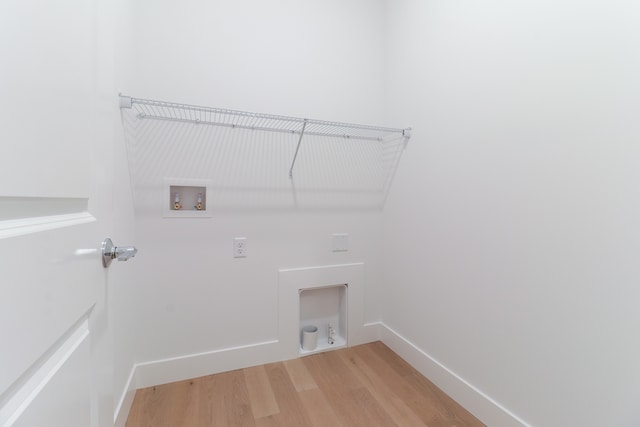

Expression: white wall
xmin=131 ymin=0 xmax=387 ymax=122
xmin=126 ymin=0 xmax=388 ymax=370
xmin=383 ymin=1 xmax=640 ymax=426
xmin=121 ymin=1 xmax=640 ymax=424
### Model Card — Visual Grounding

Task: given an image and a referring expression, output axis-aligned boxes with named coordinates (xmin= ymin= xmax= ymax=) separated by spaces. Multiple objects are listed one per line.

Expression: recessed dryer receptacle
xmin=299 ymin=284 xmax=347 ymax=356
xmin=163 ymin=178 xmax=212 ymax=218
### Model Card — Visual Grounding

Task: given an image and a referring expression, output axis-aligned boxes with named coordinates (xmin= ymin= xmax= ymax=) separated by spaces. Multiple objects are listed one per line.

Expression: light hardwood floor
xmin=126 ymin=341 xmax=485 ymax=427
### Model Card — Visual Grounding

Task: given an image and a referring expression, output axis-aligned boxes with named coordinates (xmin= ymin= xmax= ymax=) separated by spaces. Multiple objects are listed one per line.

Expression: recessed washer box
xmin=299 ymin=284 xmax=347 ymax=355
xmin=278 ymin=263 xmax=366 ymax=360
xmin=163 ymin=178 xmax=212 ymax=218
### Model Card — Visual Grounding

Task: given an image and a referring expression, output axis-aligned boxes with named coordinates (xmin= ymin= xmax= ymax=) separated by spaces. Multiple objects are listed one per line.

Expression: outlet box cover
xmin=331 ymin=234 xmax=348 ymax=252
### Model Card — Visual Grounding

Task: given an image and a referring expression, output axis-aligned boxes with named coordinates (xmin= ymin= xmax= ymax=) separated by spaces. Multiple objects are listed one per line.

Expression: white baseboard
xmin=113 ymin=322 xmax=529 ymax=426
xmin=134 ymin=339 xmax=282 ymax=389
xmin=358 ymin=321 xmax=383 ymax=344
xmin=113 ymin=366 xmax=136 ymax=427
xmin=132 ymin=321 xmax=383 ymax=390
xmin=114 ymin=321 xmax=382 ymax=424
xmin=378 ymin=322 xmax=531 ymax=427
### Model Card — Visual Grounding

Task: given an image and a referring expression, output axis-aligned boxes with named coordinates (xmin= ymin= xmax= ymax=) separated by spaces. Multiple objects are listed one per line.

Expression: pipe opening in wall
xmin=299 ymin=284 xmax=347 ymax=356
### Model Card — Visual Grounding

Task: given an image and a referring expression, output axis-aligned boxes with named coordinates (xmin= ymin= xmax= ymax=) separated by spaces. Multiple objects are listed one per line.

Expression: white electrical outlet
xmin=233 ymin=237 xmax=247 ymax=258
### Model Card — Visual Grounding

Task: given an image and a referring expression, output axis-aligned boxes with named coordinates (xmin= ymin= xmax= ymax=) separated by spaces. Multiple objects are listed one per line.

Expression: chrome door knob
xmin=102 ymin=238 xmax=138 ymax=268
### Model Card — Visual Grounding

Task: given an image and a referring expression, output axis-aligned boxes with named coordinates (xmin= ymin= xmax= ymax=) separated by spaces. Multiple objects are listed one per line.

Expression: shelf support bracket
xmin=289 ymin=119 xmax=308 ymax=179
xmin=119 ymin=94 xmax=132 ymax=109
xmin=402 ymin=127 xmax=412 ymax=149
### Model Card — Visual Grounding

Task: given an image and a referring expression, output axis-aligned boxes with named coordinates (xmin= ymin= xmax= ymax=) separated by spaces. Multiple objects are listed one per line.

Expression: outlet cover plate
xmin=331 ymin=233 xmax=348 ymax=252
xmin=233 ymin=237 xmax=247 ymax=258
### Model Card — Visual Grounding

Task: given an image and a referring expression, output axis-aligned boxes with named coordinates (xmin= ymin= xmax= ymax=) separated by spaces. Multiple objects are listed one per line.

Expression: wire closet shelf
xmin=120 ymin=95 xmax=410 ymax=141
xmin=119 ymin=95 xmax=411 ymax=178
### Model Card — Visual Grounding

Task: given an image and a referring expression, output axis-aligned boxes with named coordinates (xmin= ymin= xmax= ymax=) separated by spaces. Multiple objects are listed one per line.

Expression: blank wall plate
xmin=331 ymin=233 xmax=348 ymax=252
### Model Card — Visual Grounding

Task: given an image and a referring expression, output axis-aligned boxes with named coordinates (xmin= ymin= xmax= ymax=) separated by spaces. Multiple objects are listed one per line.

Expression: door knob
xmin=102 ymin=238 xmax=138 ymax=268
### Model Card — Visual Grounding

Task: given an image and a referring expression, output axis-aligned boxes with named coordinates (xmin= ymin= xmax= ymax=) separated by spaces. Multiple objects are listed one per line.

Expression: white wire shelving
xmin=119 ymin=95 xmax=411 ymax=178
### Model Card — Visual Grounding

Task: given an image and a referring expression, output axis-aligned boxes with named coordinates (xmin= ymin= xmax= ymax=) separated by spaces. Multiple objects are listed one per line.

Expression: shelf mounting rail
xmin=119 ymin=95 xmax=411 ymax=178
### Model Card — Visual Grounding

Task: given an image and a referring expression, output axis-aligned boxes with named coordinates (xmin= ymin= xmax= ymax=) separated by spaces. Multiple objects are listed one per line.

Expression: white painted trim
xmin=113 ymin=310 xmax=381 ymax=424
xmin=113 ymin=366 xmax=137 ymax=427
xmin=378 ymin=322 xmax=531 ymax=427
xmin=114 ymin=322 xmax=525 ymax=426
xmin=0 ymin=317 xmax=90 ymax=426
xmin=134 ymin=340 xmax=282 ymax=389
xmin=127 ymin=323 xmax=382 ymax=392
xmin=360 ymin=321 xmax=383 ymax=343
xmin=0 ymin=212 xmax=95 ymax=239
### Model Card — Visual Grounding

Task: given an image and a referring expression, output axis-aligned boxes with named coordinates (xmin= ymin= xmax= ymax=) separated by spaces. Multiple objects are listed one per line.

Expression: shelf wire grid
xmin=123 ymin=96 xmax=410 ymax=142
xmin=119 ymin=95 xmax=410 ymax=210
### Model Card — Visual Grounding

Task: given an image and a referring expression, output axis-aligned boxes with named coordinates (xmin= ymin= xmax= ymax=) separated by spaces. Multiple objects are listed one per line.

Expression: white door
xmin=0 ymin=1 xmax=119 ymax=426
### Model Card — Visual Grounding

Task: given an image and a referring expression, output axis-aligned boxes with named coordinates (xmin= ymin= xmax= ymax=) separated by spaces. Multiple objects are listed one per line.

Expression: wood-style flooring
xmin=126 ymin=341 xmax=485 ymax=427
